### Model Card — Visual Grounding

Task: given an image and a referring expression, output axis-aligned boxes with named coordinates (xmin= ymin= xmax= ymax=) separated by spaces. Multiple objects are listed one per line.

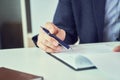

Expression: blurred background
xmin=0 ymin=0 xmax=58 ymax=49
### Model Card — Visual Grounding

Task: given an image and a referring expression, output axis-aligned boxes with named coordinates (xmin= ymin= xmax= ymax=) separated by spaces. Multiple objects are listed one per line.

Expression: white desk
xmin=0 ymin=48 xmax=110 ymax=80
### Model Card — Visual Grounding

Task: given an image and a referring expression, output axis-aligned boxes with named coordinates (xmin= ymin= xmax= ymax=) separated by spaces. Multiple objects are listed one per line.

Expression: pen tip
xmin=40 ymin=26 xmax=44 ymax=28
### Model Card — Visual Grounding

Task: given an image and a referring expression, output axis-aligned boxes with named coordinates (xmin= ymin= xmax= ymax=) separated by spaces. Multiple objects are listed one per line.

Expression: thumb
xmin=45 ymin=22 xmax=66 ymax=41
xmin=45 ymin=22 xmax=60 ymax=34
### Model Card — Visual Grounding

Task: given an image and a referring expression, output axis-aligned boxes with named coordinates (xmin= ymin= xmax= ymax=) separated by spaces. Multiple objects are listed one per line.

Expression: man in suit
xmin=33 ymin=0 xmax=120 ymax=53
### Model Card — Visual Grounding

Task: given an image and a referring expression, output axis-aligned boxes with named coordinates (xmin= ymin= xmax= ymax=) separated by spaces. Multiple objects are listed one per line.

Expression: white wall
xmin=30 ymin=0 xmax=58 ymax=35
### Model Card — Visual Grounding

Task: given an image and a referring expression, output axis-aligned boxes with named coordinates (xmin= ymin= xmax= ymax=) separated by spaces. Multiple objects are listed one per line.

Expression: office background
xmin=0 ymin=0 xmax=58 ymax=49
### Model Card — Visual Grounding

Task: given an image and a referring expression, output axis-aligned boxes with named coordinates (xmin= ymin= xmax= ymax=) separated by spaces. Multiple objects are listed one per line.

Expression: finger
xmin=37 ymin=26 xmax=63 ymax=53
xmin=37 ymin=41 xmax=55 ymax=53
xmin=43 ymin=30 xmax=59 ymax=46
xmin=45 ymin=22 xmax=66 ymax=41
xmin=38 ymin=29 xmax=61 ymax=49
xmin=113 ymin=46 xmax=120 ymax=52
xmin=37 ymin=40 xmax=62 ymax=53
xmin=45 ymin=22 xmax=60 ymax=34
xmin=41 ymin=39 xmax=62 ymax=51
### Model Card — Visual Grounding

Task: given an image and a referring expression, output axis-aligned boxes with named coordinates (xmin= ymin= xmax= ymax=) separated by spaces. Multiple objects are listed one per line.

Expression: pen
xmin=41 ymin=26 xmax=70 ymax=49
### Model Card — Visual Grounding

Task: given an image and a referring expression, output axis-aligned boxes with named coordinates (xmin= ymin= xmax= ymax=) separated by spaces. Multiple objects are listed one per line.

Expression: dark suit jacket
xmin=32 ymin=0 xmax=106 ymax=45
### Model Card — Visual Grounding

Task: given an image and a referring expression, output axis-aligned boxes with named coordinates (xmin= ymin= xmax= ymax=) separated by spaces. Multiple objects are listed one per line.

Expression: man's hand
xmin=113 ymin=45 xmax=120 ymax=52
xmin=37 ymin=22 xmax=66 ymax=53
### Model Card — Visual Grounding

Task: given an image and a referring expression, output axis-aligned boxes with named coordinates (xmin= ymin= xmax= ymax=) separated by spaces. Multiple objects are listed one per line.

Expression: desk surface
xmin=0 ymin=48 xmax=110 ymax=80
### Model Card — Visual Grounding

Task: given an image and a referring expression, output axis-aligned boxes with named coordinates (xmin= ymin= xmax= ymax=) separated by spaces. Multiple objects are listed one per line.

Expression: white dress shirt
xmin=103 ymin=0 xmax=120 ymax=41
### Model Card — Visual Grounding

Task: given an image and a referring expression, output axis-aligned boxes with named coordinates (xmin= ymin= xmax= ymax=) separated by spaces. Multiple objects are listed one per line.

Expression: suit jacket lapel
xmin=92 ymin=0 xmax=106 ymax=41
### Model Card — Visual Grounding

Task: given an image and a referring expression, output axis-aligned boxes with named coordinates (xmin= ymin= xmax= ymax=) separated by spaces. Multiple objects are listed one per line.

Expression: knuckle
xmin=36 ymin=40 xmax=54 ymax=52
xmin=42 ymin=39 xmax=48 ymax=44
xmin=42 ymin=46 xmax=48 ymax=51
xmin=38 ymin=43 xmax=48 ymax=51
xmin=51 ymin=46 xmax=57 ymax=49
xmin=44 ymin=41 xmax=56 ymax=49
xmin=47 ymin=48 xmax=55 ymax=53
xmin=48 ymin=45 xmax=56 ymax=50
xmin=43 ymin=47 xmax=54 ymax=53
xmin=48 ymin=37 xmax=54 ymax=42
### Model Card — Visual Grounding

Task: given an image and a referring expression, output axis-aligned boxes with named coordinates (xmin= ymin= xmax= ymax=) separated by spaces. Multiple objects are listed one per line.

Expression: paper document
xmin=48 ymin=42 xmax=120 ymax=80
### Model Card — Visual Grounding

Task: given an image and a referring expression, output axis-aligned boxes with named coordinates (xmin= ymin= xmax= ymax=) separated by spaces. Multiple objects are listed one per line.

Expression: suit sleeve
xmin=53 ymin=0 xmax=78 ymax=44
